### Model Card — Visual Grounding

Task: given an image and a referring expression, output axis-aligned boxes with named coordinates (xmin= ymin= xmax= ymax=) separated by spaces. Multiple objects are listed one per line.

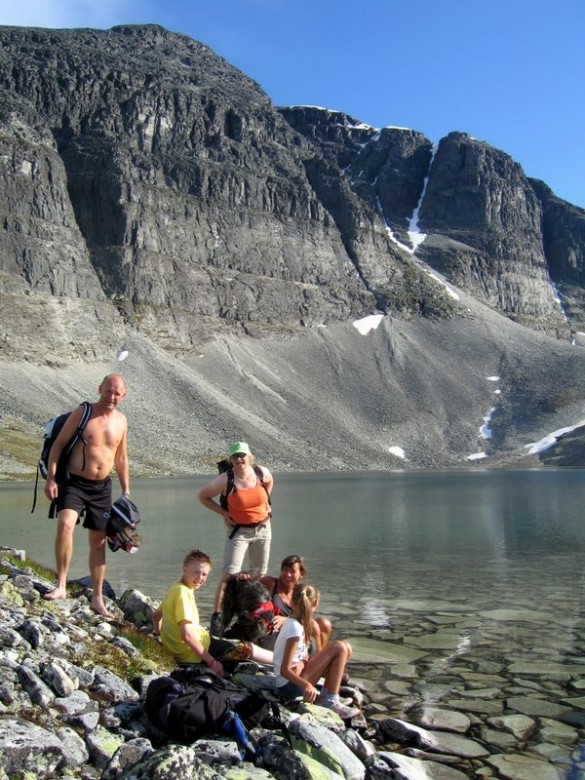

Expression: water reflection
xmin=3 ymin=469 xmax=585 ymax=774
xmin=3 ymin=469 xmax=584 ymax=622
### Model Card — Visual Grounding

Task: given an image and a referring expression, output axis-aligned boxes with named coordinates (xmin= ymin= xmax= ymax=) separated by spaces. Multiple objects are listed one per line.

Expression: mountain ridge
xmin=1 ymin=23 xmax=585 ymax=477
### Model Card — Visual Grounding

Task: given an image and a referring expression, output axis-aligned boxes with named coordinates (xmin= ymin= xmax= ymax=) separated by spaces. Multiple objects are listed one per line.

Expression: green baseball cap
xmin=229 ymin=441 xmax=251 ymax=456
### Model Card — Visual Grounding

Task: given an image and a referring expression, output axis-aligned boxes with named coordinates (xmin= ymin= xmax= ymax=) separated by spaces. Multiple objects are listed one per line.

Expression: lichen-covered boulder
xmin=117 ymin=744 xmax=221 ymax=779
xmin=55 ymin=725 xmax=90 ymax=768
xmin=0 ymin=718 xmax=64 ymax=778
xmin=287 ymin=718 xmax=366 ymax=780
xmin=91 ymin=665 xmax=140 ymax=703
xmin=118 ymin=589 xmax=157 ymax=629
xmin=86 ymin=726 xmax=126 ymax=769
xmin=102 ymin=737 xmax=155 ymax=780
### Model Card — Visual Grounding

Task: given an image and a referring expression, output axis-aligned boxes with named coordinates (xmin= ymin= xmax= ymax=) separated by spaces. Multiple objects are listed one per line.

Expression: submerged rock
xmin=486 ymin=752 xmax=563 ymax=780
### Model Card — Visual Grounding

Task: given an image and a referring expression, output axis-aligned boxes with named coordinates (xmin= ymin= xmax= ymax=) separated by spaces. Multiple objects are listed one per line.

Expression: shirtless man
xmin=44 ymin=374 xmax=130 ymax=616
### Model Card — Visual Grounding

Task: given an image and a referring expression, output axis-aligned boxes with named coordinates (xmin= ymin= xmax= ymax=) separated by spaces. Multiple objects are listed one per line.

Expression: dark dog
xmin=221 ymin=576 xmax=278 ymax=645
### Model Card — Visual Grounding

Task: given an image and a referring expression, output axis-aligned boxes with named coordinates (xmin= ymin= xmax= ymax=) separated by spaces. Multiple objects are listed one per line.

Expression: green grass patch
xmin=0 ymin=416 xmax=37 ymax=469
xmin=119 ymin=625 xmax=176 ymax=672
xmin=1 ymin=550 xmax=176 ymax=680
xmin=2 ymin=553 xmax=56 ymax=582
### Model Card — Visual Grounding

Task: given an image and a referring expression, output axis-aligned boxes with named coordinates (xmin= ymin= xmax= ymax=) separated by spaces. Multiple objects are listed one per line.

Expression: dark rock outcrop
xmin=3 ymin=23 xmax=583 ymax=359
xmin=0 ymin=24 xmax=414 ymax=357
xmin=531 ymin=179 xmax=585 ymax=330
xmin=282 ymin=109 xmax=584 ymax=337
xmin=1 ymin=24 xmax=585 ymax=474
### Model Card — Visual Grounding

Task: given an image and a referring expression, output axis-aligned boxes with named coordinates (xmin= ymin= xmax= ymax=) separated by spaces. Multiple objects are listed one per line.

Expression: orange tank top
xmin=227 ymin=481 xmax=270 ymax=524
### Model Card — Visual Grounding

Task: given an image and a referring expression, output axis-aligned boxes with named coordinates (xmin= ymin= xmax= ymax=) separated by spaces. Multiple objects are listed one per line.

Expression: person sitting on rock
xmin=239 ymin=554 xmax=332 ymax=652
xmin=273 ymin=582 xmax=359 ymax=720
xmin=151 ymin=548 xmax=273 ymax=676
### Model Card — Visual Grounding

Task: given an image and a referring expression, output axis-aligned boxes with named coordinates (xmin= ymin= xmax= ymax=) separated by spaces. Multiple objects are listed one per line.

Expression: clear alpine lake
xmin=3 ymin=468 xmax=584 ymax=645
xmin=4 ymin=468 xmax=585 ymax=772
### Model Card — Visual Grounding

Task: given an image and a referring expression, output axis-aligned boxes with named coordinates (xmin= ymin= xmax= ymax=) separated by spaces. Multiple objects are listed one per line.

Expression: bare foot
xmin=90 ymin=599 xmax=114 ymax=619
xmin=44 ymin=586 xmax=67 ymax=601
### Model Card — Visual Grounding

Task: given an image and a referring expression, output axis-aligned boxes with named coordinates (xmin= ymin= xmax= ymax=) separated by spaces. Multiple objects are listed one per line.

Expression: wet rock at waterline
xmin=1 ymin=546 xmax=584 ymax=779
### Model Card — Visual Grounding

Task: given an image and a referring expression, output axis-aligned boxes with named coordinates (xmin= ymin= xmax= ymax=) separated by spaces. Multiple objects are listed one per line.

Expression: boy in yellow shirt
xmin=152 ymin=548 xmax=273 ymax=676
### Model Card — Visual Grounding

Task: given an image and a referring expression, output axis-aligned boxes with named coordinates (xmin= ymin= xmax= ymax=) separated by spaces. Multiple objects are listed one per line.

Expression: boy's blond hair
xmin=183 ymin=549 xmax=212 ymax=568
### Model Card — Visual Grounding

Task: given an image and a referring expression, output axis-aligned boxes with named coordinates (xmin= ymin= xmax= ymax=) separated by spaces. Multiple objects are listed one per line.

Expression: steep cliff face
xmin=417 ymin=133 xmax=566 ymax=334
xmin=0 ymin=24 xmax=454 ymax=360
xmin=1 ymin=24 xmax=585 ymax=475
xmin=280 ymin=110 xmax=584 ymax=338
xmin=279 ymin=106 xmax=434 ymax=244
xmin=530 ymin=179 xmax=585 ymax=332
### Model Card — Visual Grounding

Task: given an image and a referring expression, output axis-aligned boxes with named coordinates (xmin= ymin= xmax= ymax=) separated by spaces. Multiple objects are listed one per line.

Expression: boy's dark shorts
xmin=209 ymin=637 xmax=252 ymax=663
xmin=56 ymin=474 xmax=112 ymax=531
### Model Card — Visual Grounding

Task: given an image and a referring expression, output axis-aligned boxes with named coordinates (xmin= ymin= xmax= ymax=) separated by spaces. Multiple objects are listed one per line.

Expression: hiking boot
xmin=209 ymin=612 xmax=223 ymax=636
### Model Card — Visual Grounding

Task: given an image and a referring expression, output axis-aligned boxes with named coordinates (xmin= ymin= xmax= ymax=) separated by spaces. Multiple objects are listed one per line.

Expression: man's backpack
xmin=217 ymin=459 xmax=271 ymax=512
xmin=31 ymin=401 xmax=92 ymax=515
xmin=145 ymin=670 xmax=277 ymax=758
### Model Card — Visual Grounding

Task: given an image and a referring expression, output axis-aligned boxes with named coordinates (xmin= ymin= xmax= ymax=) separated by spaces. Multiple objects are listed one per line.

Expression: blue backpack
xmin=31 ymin=401 xmax=92 ymax=515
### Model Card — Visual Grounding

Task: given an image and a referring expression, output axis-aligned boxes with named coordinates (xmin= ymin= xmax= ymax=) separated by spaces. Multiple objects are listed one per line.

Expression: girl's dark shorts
xmin=56 ymin=474 xmax=112 ymax=531
xmin=276 ymin=681 xmax=304 ymax=699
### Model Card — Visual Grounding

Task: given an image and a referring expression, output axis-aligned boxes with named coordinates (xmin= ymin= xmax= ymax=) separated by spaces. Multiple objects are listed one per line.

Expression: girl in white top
xmin=272 ymin=582 xmax=359 ymax=720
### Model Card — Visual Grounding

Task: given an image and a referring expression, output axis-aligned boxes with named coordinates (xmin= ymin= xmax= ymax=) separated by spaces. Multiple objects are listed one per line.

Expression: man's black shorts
xmin=56 ymin=474 xmax=112 ymax=531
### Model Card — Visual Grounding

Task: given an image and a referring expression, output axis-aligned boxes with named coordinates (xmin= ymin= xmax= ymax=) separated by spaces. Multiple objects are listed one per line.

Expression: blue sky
xmin=1 ymin=0 xmax=583 ymax=208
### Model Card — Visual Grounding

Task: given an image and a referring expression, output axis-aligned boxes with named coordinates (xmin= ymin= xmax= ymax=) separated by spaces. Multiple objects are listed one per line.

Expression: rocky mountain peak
xmin=1 ymin=24 xmax=585 ymax=475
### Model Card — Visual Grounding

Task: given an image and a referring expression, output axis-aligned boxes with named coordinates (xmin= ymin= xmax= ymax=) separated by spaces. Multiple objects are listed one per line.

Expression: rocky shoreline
xmin=0 ymin=547 xmax=582 ymax=780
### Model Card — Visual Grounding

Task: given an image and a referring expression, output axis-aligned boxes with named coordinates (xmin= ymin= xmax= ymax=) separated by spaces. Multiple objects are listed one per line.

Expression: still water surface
xmin=4 ymin=469 xmax=585 ymax=772
xmin=2 ymin=469 xmax=584 ymax=627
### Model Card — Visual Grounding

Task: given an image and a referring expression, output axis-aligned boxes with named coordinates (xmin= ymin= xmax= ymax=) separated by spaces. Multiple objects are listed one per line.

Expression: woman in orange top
xmin=197 ymin=441 xmax=273 ymax=635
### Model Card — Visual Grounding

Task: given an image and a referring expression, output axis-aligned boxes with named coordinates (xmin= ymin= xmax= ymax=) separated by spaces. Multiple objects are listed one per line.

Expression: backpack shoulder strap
xmin=222 ymin=465 xmax=271 ymax=508
xmin=77 ymin=400 xmax=92 ymax=437
xmin=220 ymin=467 xmax=235 ymax=509
xmin=253 ymin=464 xmax=271 ymax=506
xmin=62 ymin=401 xmax=92 ymax=451
xmin=80 ymin=399 xmax=92 ymax=424
xmin=226 ymin=467 xmax=235 ymax=496
xmin=63 ymin=400 xmax=93 ymax=466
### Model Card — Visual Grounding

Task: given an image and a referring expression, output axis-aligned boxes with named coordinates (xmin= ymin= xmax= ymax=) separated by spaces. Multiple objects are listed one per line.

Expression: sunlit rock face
xmin=281 ymin=110 xmax=583 ymax=338
xmin=2 ymin=23 xmax=583 ymax=361
xmin=1 ymin=23 xmax=585 ymax=474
